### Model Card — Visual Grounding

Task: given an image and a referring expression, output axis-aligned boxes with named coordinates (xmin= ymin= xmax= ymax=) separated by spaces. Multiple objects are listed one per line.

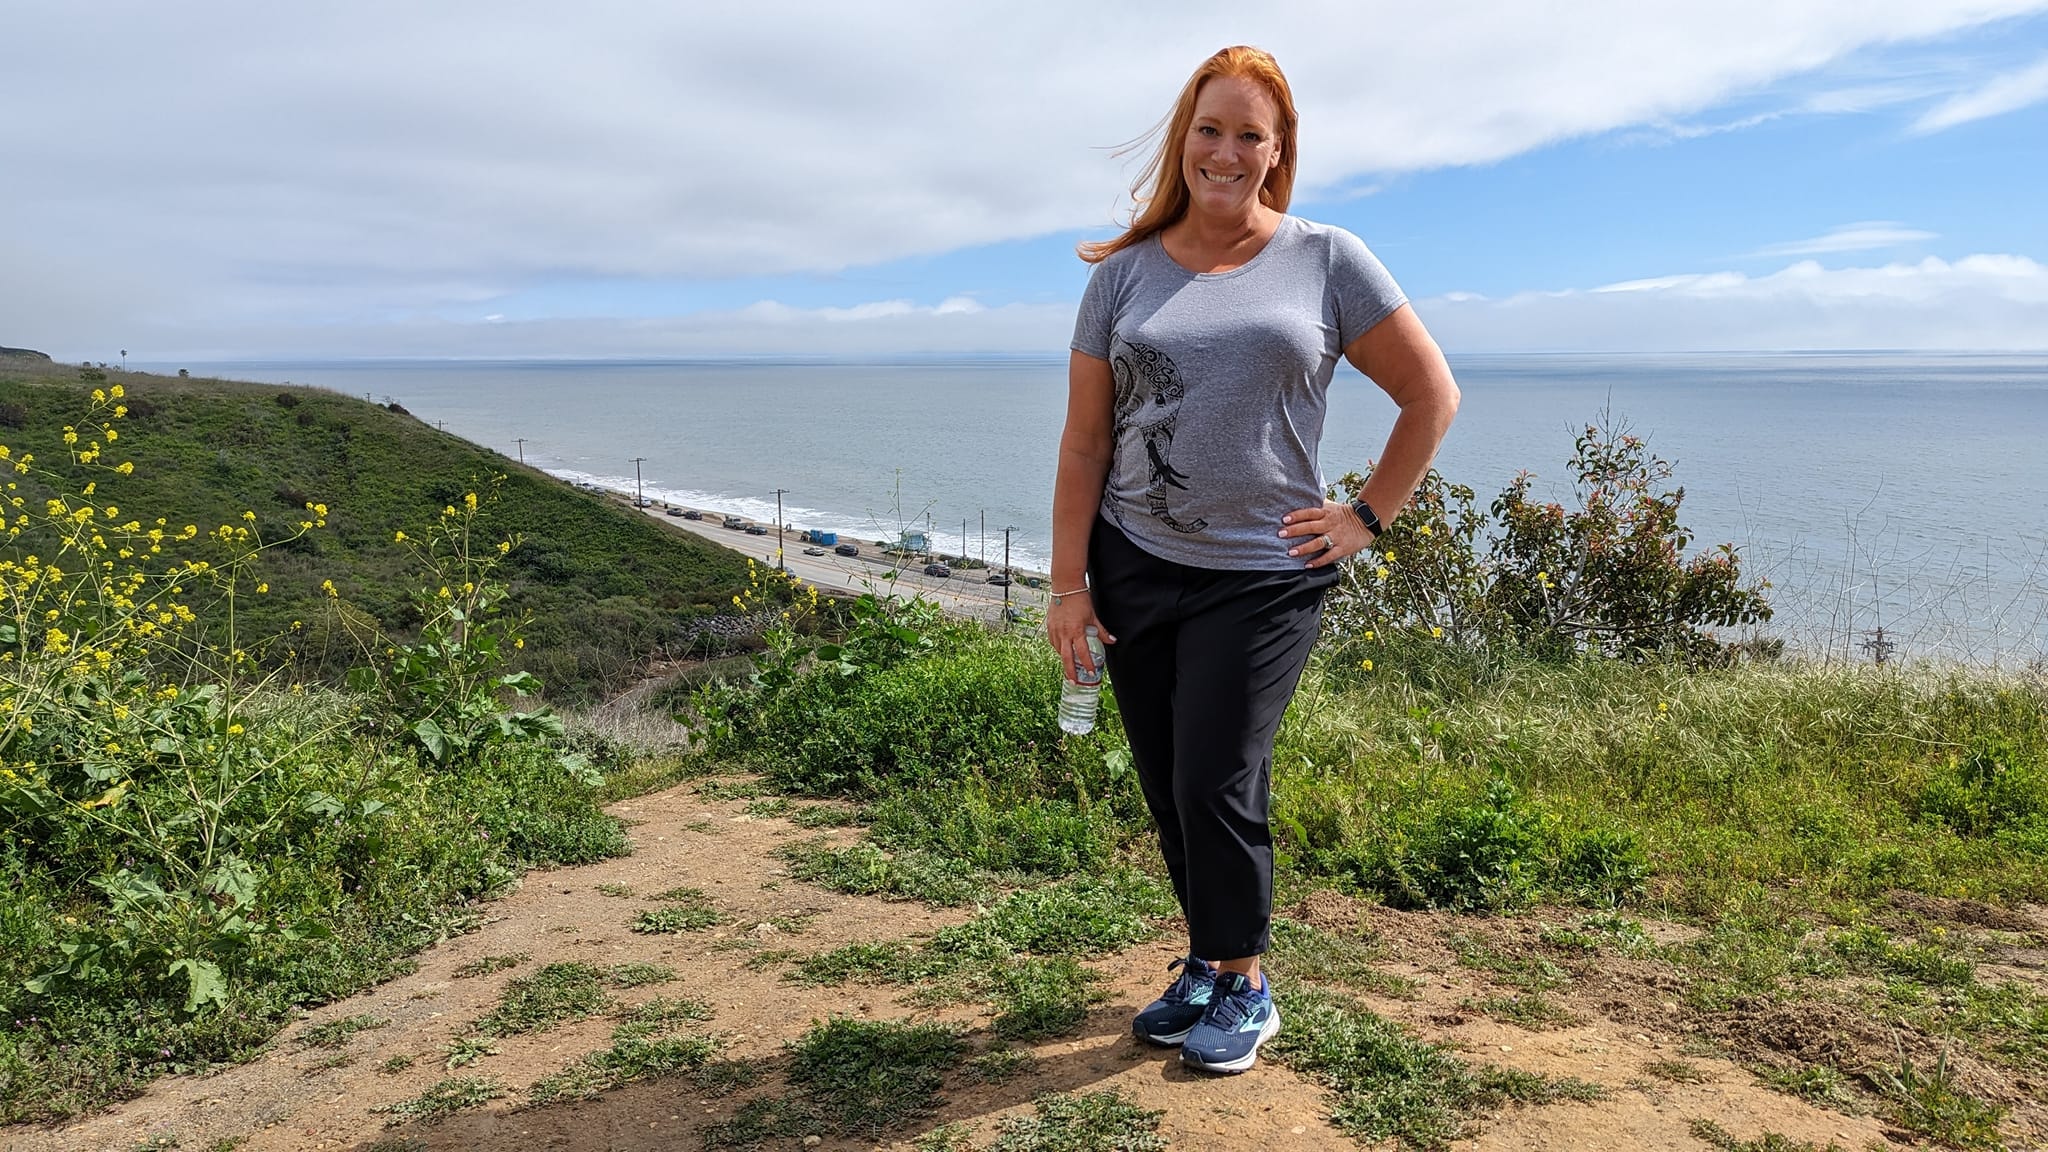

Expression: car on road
xmin=834 ymin=543 xmax=860 ymax=557
xmin=985 ymin=574 xmax=1011 ymax=587
xmin=923 ymin=563 xmax=952 ymax=578
xmin=665 ymin=507 xmax=684 ymax=516
xmin=802 ymin=546 xmax=827 ymax=556
xmin=745 ymin=524 xmax=767 ymax=535
xmin=682 ymin=509 xmax=702 ymax=520
xmin=634 ymin=498 xmax=652 ymax=508
xmin=722 ymin=515 xmax=746 ymax=529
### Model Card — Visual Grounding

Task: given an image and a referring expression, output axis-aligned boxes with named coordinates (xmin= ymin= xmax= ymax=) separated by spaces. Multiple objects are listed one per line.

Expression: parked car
xmin=682 ymin=509 xmax=702 ymax=520
xmin=745 ymin=524 xmax=767 ymax=536
xmin=634 ymin=498 xmax=652 ymax=508
xmin=665 ymin=507 xmax=685 ymax=517
xmin=834 ymin=543 xmax=860 ymax=557
xmin=923 ymin=563 xmax=952 ymax=578
xmin=985 ymin=573 xmax=1011 ymax=587
xmin=722 ymin=515 xmax=746 ymax=529
xmin=802 ymin=546 xmax=827 ymax=556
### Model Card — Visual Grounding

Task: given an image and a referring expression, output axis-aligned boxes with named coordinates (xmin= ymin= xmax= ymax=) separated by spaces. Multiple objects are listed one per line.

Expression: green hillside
xmin=0 ymin=360 xmax=755 ymax=702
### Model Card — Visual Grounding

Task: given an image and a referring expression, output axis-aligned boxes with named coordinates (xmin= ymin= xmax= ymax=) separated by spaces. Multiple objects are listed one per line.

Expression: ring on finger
xmin=1320 ymin=534 xmax=1335 ymax=550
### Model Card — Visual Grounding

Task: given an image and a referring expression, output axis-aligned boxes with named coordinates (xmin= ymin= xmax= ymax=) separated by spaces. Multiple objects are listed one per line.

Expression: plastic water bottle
xmin=1058 ymin=626 xmax=1107 ymax=735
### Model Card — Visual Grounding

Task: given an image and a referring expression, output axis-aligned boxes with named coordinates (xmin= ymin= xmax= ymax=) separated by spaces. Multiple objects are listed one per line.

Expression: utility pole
xmin=980 ymin=510 xmax=985 ymax=567
xmin=774 ymin=488 xmax=788 ymax=572
xmin=1002 ymin=526 xmax=1016 ymax=623
xmin=631 ymin=457 xmax=646 ymax=508
xmin=962 ymin=517 xmax=967 ymax=567
xmin=926 ymin=512 xmax=934 ymax=563
xmin=514 ymin=437 xmax=526 ymax=464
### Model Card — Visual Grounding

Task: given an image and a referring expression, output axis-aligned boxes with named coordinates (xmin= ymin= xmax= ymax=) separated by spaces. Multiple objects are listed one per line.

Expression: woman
xmin=1049 ymin=45 xmax=1459 ymax=1075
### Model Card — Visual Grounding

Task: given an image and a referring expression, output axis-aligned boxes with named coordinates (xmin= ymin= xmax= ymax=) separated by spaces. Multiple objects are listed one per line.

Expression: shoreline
xmin=596 ymin=485 xmax=1052 ymax=624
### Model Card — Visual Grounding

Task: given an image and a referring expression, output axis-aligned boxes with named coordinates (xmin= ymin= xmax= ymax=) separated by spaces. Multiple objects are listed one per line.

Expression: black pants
xmin=1088 ymin=516 xmax=1336 ymax=961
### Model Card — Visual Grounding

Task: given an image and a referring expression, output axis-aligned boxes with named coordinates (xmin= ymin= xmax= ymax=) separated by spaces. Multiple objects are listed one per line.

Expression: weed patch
xmin=1687 ymin=1119 xmax=1845 ymax=1152
xmin=1469 ymin=992 xmax=1581 ymax=1030
xmin=374 ymin=1076 xmax=505 ymax=1125
xmin=784 ymin=1017 xmax=967 ymax=1139
xmin=452 ymin=954 xmax=528 ymax=979
xmin=1871 ymin=1049 xmax=2008 ymax=1149
xmin=472 ymin=962 xmax=612 ymax=1036
xmin=296 ymin=1014 xmax=387 ymax=1049
xmin=1270 ymin=987 xmax=1602 ymax=1151
xmin=526 ymin=998 xmax=717 ymax=1105
xmin=631 ymin=888 xmax=726 ymax=933
xmin=988 ymin=1089 xmax=1167 ymax=1152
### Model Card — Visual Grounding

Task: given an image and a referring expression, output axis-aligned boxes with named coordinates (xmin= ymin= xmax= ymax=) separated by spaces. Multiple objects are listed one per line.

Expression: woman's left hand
xmin=1279 ymin=500 xmax=1371 ymax=568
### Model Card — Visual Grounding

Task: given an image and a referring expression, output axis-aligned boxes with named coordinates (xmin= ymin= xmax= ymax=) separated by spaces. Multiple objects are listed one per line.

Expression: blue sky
xmin=5 ymin=2 xmax=2047 ymax=358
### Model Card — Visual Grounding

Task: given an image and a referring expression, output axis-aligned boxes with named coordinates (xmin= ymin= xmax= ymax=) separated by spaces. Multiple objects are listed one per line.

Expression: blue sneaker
xmin=1179 ymin=970 xmax=1280 ymax=1074
xmin=1132 ymin=956 xmax=1217 ymax=1046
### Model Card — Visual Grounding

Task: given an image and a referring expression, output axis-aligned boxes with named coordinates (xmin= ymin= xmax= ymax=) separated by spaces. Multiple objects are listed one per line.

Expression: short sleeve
xmin=1069 ymin=259 xmax=1118 ymax=360
xmin=1329 ymin=228 xmax=1408 ymax=350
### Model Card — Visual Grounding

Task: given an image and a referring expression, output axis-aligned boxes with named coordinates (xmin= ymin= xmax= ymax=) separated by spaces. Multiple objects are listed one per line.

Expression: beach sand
xmin=613 ymin=490 xmax=1050 ymax=624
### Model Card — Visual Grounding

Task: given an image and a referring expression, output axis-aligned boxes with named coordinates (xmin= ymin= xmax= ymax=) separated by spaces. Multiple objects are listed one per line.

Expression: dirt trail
xmin=3 ymin=780 xmax=1958 ymax=1152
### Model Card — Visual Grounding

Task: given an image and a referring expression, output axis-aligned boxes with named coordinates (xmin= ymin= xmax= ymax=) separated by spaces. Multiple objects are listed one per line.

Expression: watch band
xmin=1350 ymin=498 xmax=1383 ymax=540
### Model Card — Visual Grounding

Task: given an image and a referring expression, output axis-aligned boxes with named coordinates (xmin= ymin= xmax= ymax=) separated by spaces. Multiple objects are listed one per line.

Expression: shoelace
xmin=1162 ymin=956 xmax=1211 ymax=1004
xmin=1204 ymin=975 xmax=1262 ymax=1030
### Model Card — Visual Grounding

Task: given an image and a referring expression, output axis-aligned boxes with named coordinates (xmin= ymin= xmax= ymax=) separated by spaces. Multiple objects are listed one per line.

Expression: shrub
xmin=1326 ymin=413 xmax=1771 ymax=664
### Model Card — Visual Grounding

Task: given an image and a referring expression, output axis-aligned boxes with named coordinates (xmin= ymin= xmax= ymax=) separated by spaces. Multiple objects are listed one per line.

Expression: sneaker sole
xmin=1133 ymin=1021 xmax=1196 ymax=1047
xmin=1179 ymin=1004 xmax=1281 ymax=1075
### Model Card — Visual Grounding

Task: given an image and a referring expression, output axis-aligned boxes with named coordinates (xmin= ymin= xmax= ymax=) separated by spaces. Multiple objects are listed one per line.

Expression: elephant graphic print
xmin=1109 ymin=337 xmax=1207 ymax=535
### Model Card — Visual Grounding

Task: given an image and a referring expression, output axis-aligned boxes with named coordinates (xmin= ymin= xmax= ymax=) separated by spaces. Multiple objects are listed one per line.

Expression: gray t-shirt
xmin=1070 ymin=214 xmax=1407 ymax=570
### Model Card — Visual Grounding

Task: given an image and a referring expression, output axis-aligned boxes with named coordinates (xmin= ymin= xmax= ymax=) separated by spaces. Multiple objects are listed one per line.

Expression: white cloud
xmin=4 ymin=1 xmax=2046 ymax=357
xmin=1912 ymin=52 xmax=2048 ymax=130
xmin=1425 ymin=253 xmax=2048 ymax=351
xmin=1741 ymin=221 xmax=1940 ymax=257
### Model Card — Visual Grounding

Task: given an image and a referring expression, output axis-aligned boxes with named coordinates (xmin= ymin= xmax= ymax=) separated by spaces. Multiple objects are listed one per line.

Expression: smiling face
xmin=1180 ymin=74 xmax=1285 ymax=222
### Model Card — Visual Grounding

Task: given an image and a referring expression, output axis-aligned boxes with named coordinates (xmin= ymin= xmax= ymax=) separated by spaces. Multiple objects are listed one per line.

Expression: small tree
xmin=1327 ymin=414 xmax=1771 ymax=664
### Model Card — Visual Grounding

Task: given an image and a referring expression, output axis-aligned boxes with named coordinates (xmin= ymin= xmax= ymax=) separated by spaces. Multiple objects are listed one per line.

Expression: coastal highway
xmin=622 ymin=498 xmax=1049 ymax=624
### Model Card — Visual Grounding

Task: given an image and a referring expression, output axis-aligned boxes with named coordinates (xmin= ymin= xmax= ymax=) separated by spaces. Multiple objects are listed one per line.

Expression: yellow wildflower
xmin=1430 ymin=626 xmax=1444 ymax=639
xmin=464 ymin=492 xmax=478 ymax=511
xmin=394 ymin=530 xmax=407 ymax=542
xmin=321 ymin=579 xmax=338 ymax=598
xmin=1360 ymin=659 xmax=1374 ymax=672
xmin=109 ymin=384 xmax=123 ymax=398
xmin=256 ymin=582 xmax=269 ymax=593
xmin=227 ymin=723 xmax=244 ymax=735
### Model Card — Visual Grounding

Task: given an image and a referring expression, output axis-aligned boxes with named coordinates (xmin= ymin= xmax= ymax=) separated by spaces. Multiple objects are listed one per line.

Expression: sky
xmin=5 ymin=0 xmax=2047 ymax=361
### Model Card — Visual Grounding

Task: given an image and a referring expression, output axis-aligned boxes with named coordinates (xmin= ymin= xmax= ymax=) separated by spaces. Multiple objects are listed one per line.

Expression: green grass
xmin=604 ymin=962 xmax=676 ymax=987
xmin=1270 ymin=987 xmax=1603 ymax=1151
xmin=1267 ymin=917 xmax=1422 ymax=999
xmin=987 ymin=1090 xmax=1167 ymax=1152
xmin=0 ymin=364 xmax=757 ymax=705
xmin=1871 ymin=1050 xmax=2009 ymax=1149
xmin=776 ymin=839 xmax=987 ymax=906
xmin=373 ymin=1076 xmax=505 ymax=1125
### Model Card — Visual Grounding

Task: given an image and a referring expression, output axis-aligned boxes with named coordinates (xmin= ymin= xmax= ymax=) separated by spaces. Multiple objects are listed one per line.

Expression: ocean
xmin=174 ymin=353 xmax=2048 ymax=662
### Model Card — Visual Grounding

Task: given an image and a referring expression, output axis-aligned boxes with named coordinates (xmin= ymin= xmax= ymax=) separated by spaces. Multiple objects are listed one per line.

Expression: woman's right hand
xmin=1045 ymin=591 xmax=1116 ymax=683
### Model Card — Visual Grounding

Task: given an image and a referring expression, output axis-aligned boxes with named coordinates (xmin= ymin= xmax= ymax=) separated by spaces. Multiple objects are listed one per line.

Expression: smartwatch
xmin=1349 ymin=498 xmax=1383 ymax=542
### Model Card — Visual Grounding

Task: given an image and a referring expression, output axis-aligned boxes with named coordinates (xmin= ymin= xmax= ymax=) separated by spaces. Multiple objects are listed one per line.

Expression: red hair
xmin=1079 ymin=46 xmax=1299 ymax=264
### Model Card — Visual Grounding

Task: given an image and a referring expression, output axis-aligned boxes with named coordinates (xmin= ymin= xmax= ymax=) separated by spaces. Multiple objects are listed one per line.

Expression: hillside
xmin=0 ymin=359 xmax=757 ymax=702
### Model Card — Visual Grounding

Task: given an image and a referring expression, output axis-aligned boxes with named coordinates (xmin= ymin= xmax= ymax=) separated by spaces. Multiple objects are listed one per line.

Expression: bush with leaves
xmin=1328 ymin=414 xmax=1770 ymax=664
xmin=343 ymin=482 xmax=564 ymax=768
xmin=0 ymin=383 xmax=623 ymax=1122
